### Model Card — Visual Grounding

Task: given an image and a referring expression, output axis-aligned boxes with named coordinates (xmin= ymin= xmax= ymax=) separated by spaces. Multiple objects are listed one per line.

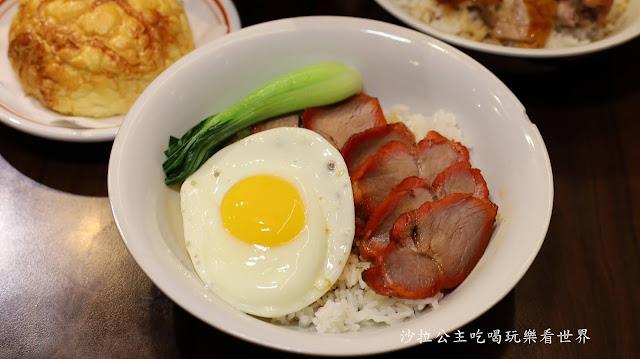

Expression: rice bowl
xmin=108 ymin=16 xmax=553 ymax=355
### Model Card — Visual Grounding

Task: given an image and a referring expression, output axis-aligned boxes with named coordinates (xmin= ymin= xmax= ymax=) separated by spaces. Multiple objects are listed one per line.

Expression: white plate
xmin=109 ymin=16 xmax=553 ymax=355
xmin=375 ymin=0 xmax=640 ymax=58
xmin=0 ymin=0 xmax=241 ymax=142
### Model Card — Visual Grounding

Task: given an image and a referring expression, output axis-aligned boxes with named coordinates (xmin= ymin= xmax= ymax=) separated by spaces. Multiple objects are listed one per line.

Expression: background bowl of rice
xmin=108 ymin=16 xmax=553 ymax=355
xmin=376 ymin=0 xmax=640 ymax=57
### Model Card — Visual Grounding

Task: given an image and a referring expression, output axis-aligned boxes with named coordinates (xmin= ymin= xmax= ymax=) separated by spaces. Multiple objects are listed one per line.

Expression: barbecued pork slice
xmin=582 ymin=0 xmax=613 ymax=6
xmin=366 ymin=243 xmax=445 ymax=299
xmin=594 ymin=0 xmax=615 ymax=25
xmin=361 ymin=266 xmax=396 ymax=297
xmin=359 ymin=177 xmax=433 ymax=261
xmin=302 ymin=93 xmax=387 ymax=150
xmin=556 ymin=0 xmax=582 ymax=26
xmin=583 ymin=0 xmax=614 ymax=18
xmin=556 ymin=0 xmax=613 ymax=27
xmin=491 ymin=0 xmax=556 ymax=48
xmin=341 ymin=123 xmax=416 ymax=172
xmin=432 ymin=161 xmax=490 ymax=200
xmin=363 ymin=194 xmax=497 ymax=299
xmin=390 ymin=194 xmax=498 ymax=290
xmin=416 ymin=131 xmax=470 ymax=184
xmin=351 ymin=141 xmax=419 ymax=218
xmin=251 ymin=113 xmax=301 ymax=134
xmin=436 ymin=0 xmax=502 ymax=6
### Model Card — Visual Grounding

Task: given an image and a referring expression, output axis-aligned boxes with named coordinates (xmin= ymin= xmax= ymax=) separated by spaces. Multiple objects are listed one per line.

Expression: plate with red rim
xmin=0 ymin=0 xmax=241 ymax=142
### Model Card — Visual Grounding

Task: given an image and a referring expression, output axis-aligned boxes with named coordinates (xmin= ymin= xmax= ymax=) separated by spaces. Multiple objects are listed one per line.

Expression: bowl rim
xmin=375 ymin=0 xmax=640 ymax=58
xmin=108 ymin=15 xmax=554 ymax=356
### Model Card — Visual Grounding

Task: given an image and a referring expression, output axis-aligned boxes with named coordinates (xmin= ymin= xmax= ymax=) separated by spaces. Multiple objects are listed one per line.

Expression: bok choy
xmin=162 ymin=62 xmax=363 ymax=185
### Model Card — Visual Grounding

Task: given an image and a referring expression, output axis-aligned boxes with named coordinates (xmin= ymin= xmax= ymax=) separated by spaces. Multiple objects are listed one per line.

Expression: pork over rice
xmin=268 ymin=103 xmax=493 ymax=333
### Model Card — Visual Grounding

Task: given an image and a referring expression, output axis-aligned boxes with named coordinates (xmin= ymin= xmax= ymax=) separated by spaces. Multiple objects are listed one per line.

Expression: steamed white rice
xmin=390 ymin=0 xmax=630 ymax=48
xmin=272 ymin=253 xmax=444 ymax=333
xmin=386 ymin=104 xmax=465 ymax=145
xmin=272 ymin=106 xmax=459 ymax=333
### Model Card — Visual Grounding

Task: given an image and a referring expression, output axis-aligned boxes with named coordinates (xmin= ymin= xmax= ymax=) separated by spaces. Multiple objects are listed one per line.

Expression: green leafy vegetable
xmin=162 ymin=62 xmax=363 ymax=185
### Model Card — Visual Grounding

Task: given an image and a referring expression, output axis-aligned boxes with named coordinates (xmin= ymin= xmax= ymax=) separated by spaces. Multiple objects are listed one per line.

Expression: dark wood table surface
xmin=1 ymin=1 xmax=639 ymax=358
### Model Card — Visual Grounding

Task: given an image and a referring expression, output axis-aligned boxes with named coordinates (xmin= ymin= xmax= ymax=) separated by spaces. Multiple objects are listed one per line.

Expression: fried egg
xmin=180 ymin=127 xmax=355 ymax=318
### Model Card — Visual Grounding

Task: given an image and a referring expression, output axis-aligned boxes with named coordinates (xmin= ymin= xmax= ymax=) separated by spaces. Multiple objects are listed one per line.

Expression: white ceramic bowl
xmin=376 ymin=0 xmax=640 ymax=58
xmin=108 ymin=16 xmax=553 ymax=355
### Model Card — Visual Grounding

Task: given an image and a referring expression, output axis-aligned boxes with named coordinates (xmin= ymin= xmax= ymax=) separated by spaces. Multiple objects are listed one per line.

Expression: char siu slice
xmin=439 ymin=0 xmax=556 ymax=48
xmin=415 ymin=131 xmax=469 ymax=184
xmin=361 ymin=266 xmax=396 ymax=297
xmin=355 ymin=216 xmax=368 ymax=239
xmin=556 ymin=0 xmax=582 ymax=26
xmin=376 ymin=243 xmax=446 ymax=299
xmin=432 ymin=161 xmax=490 ymax=200
xmin=302 ymin=93 xmax=387 ymax=150
xmin=557 ymin=0 xmax=613 ymax=26
xmin=341 ymin=122 xmax=416 ymax=172
xmin=389 ymin=193 xmax=498 ymax=291
xmin=491 ymin=0 xmax=556 ymax=48
xmin=251 ymin=113 xmax=301 ymax=134
xmin=582 ymin=0 xmax=614 ymax=24
xmin=359 ymin=177 xmax=433 ymax=261
xmin=582 ymin=0 xmax=613 ymax=6
xmin=351 ymin=141 xmax=419 ymax=219
xmin=363 ymin=194 xmax=497 ymax=299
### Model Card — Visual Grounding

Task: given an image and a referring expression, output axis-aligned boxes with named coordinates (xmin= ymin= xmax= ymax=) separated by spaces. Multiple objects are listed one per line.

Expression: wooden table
xmin=1 ymin=1 xmax=639 ymax=358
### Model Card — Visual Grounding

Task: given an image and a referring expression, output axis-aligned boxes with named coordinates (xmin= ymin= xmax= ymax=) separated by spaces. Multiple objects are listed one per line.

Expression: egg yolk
xmin=221 ymin=175 xmax=305 ymax=246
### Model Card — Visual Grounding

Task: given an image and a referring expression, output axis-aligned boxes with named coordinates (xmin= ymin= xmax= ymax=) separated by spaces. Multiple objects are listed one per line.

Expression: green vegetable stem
xmin=162 ymin=62 xmax=363 ymax=185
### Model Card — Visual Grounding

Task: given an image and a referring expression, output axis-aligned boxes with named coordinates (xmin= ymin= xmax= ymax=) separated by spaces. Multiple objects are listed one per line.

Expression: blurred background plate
xmin=0 ymin=0 xmax=241 ymax=142
xmin=375 ymin=0 xmax=640 ymax=58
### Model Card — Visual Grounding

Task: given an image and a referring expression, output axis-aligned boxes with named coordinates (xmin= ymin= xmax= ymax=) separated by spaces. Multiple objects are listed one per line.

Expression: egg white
xmin=180 ymin=127 xmax=355 ymax=318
